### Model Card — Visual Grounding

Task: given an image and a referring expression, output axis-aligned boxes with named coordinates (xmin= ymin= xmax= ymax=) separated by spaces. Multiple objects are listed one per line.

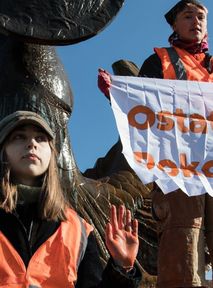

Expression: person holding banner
xmin=139 ymin=1 xmax=213 ymax=287
xmin=98 ymin=0 xmax=213 ymax=287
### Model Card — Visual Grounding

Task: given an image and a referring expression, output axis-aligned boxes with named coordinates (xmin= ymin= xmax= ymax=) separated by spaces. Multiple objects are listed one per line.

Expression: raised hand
xmin=105 ymin=205 xmax=139 ymax=268
xmin=98 ymin=68 xmax=111 ymax=99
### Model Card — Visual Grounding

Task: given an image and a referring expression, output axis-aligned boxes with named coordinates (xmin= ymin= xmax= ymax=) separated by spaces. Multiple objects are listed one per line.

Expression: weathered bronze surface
xmin=0 ymin=0 xmax=124 ymax=44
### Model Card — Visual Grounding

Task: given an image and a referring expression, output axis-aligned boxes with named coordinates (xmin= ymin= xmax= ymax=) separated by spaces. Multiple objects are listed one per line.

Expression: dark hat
xmin=0 ymin=111 xmax=54 ymax=145
xmin=165 ymin=0 xmax=207 ymax=25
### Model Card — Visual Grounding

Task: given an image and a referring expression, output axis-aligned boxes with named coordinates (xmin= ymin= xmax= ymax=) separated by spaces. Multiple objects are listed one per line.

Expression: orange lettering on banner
xmin=134 ymin=152 xmax=155 ymax=169
xmin=179 ymin=153 xmax=200 ymax=177
xmin=157 ymin=111 xmax=174 ymax=131
xmin=128 ymin=104 xmax=213 ymax=179
xmin=133 ymin=151 xmax=213 ymax=178
xmin=174 ymin=109 xmax=189 ymax=133
xmin=157 ymin=159 xmax=179 ymax=176
xmin=190 ymin=113 xmax=207 ymax=134
xmin=202 ymin=160 xmax=213 ymax=177
xmin=128 ymin=105 xmax=155 ymax=130
xmin=128 ymin=105 xmax=213 ymax=134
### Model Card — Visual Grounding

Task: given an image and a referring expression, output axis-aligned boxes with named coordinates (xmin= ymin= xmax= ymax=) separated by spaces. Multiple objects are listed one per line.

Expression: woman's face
xmin=5 ymin=125 xmax=51 ymax=186
xmin=173 ymin=4 xmax=207 ymax=43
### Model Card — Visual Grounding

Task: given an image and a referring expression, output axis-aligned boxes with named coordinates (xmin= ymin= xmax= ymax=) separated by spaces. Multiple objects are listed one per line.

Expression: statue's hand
xmin=105 ymin=205 xmax=139 ymax=268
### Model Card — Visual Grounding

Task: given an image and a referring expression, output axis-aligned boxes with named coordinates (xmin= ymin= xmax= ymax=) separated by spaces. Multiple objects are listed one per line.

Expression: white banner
xmin=110 ymin=76 xmax=213 ymax=196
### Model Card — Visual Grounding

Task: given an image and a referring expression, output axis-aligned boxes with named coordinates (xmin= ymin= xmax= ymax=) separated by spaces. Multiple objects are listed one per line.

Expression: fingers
xmin=118 ymin=205 xmax=125 ymax=230
xmin=125 ymin=209 xmax=132 ymax=232
xmin=98 ymin=71 xmax=111 ymax=85
xmin=110 ymin=205 xmax=125 ymax=232
xmin=98 ymin=68 xmax=107 ymax=74
xmin=132 ymin=219 xmax=138 ymax=236
xmin=110 ymin=205 xmax=118 ymax=231
xmin=98 ymin=68 xmax=111 ymax=98
xmin=98 ymin=68 xmax=111 ymax=76
xmin=110 ymin=205 xmax=137 ymax=234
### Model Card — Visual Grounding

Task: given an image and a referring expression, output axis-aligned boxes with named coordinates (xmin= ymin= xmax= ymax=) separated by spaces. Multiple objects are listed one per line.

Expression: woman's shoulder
xmin=65 ymin=207 xmax=93 ymax=233
xmin=139 ymin=52 xmax=163 ymax=78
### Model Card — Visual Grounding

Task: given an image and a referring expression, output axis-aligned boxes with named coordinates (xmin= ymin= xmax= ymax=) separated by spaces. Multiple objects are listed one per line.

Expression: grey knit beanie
xmin=0 ymin=111 xmax=54 ymax=145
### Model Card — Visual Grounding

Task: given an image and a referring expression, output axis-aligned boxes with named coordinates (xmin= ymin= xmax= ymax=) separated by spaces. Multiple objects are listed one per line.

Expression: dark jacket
xmin=139 ymin=53 xmax=163 ymax=78
xmin=0 ymin=201 xmax=141 ymax=288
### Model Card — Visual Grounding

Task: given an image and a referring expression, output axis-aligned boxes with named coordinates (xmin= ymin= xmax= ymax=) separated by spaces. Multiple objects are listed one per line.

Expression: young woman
xmin=0 ymin=110 xmax=141 ymax=288
xmin=98 ymin=0 xmax=213 ymax=287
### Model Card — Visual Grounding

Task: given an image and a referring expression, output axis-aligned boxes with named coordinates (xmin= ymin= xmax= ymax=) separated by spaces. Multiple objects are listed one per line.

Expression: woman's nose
xmin=193 ymin=17 xmax=200 ymax=25
xmin=26 ymin=138 xmax=37 ymax=148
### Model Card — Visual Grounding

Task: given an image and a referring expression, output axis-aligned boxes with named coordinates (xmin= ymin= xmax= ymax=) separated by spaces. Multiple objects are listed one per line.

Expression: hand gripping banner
xmin=110 ymin=76 xmax=213 ymax=196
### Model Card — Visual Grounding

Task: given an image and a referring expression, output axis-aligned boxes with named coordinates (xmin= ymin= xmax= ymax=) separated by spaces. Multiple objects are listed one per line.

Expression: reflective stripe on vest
xmin=154 ymin=46 xmax=213 ymax=82
xmin=0 ymin=208 xmax=93 ymax=288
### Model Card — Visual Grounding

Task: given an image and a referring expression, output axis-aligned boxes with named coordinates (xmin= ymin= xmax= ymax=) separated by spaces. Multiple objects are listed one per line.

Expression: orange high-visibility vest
xmin=0 ymin=208 xmax=93 ymax=288
xmin=154 ymin=46 xmax=213 ymax=82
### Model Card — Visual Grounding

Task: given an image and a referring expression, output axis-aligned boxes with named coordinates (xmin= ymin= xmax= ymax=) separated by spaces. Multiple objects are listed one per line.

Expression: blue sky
xmin=57 ymin=0 xmax=212 ymax=278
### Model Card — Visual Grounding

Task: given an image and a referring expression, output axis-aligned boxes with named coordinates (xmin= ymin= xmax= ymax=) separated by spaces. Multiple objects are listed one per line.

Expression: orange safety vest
xmin=0 ymin=208 xmax=93 ymax=288
xmin=154 ymin=46 xmax=213 ymax=82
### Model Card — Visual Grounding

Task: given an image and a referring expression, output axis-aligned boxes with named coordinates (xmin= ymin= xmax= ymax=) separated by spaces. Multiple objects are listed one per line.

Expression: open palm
xmin=105 ymin=205 xmax=139 ymax=267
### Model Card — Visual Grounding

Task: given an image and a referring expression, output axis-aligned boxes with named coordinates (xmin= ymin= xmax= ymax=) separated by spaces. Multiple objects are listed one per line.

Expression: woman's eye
xmin=12 ymin=134 xmax=25 ymax=140
xmin=199 ymin=16 xmax=205 ymax=20
xmin=36 ymin=135 xmax=48 ymax=142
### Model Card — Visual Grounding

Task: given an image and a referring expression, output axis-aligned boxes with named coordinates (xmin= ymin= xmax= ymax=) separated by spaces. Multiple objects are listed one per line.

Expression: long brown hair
xmin=0 ymin=138 xmax=68 ymax=221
